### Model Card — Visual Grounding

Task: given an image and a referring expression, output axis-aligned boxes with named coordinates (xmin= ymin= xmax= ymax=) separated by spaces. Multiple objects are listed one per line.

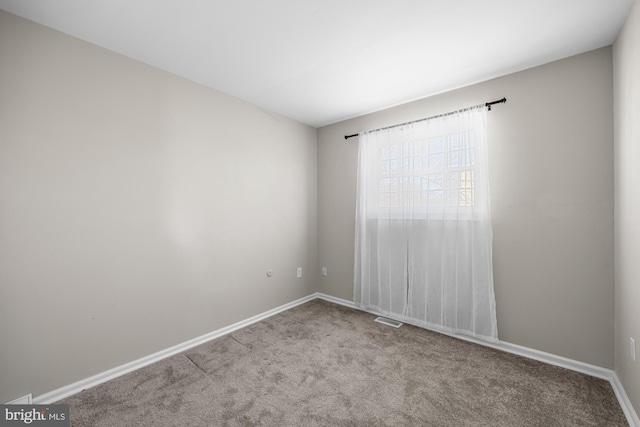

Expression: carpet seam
xmin=230 ymin=334 xmax=252 ymax=350
xmin=183 ymin=354 xmax=209 ymax=377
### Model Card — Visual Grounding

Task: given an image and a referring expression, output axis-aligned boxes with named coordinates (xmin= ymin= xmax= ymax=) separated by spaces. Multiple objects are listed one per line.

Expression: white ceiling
xmin=0 ymin=0 xmax=634 ymax=127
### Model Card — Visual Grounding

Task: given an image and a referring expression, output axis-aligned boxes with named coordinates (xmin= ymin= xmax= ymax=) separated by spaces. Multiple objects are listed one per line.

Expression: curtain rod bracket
xmin=485 ymin=97 xmax=507 ymax=111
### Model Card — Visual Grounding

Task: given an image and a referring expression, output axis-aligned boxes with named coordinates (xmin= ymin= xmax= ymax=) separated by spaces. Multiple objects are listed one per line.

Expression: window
xmin=378 ymin=130 xmax=477 ymax=210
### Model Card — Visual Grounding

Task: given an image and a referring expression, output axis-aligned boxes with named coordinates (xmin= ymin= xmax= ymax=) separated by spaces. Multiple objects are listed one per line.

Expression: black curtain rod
xmin=344 ymin=97 xmax=506 ymax=140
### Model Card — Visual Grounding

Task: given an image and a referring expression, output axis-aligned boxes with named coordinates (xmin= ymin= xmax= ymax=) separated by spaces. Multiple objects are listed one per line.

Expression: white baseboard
xmin=316 ymin=292 xmax=639 ymax=427
xmin=314 ymin=292 xmax=359 ymax=309
xmin=611 ymin=372 xmax=640 ymax=427
xmin=31 ymin=294 xmax=317 ymax=404
xmin=6 ymin=394 xmax=32 ymax=405
xmin=26 ymin=291 xmax=639 ymax=427
xmin=317 ymin=293 xmax=615 ymax=378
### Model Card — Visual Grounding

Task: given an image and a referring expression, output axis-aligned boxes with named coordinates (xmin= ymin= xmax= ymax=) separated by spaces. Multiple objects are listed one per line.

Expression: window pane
xmin=401 ymin=176 xmax=412 ymax=191
xmin=429 ymin=153 xmax=444 ymax=168
xmin=461 ymin=171 xmax=474 ymax=189
xmin=460 ymin=148 xmax=475 ymax=166
xmin=410 ymin=156 xmax=419 ymax=170
xmin=421 ymin=155 xmax=429 ymax=169
xmin=390 ymin=177 xmax=399 ymax=193
xmin=428 ymin=173 xmax=443 ymax=191
xmin=447 ymin=172 xmax=459 ymax=189
xmin=449 ymin=150 xmax=459 ymax=167
xmin=429 ymin=137 xmax=444 ymax=153
xmin=460 ymin=189 xmax=474 ymax=206
xmin=402 ymin=156 xmax=410 ymax=171
xmin=449 ymin=136 xmax=459 ymax=150
xmin=382 ymin=160 xmax=390 ymax=175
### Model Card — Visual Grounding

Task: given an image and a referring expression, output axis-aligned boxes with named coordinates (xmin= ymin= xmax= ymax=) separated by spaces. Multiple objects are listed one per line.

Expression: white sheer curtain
xmin=354 ymin=105 xmax=498 ymax=342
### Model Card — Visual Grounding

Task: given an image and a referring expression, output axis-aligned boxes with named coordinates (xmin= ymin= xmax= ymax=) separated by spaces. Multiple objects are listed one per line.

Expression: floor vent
xmin=374 ymin=317 xmax=403 ymax=328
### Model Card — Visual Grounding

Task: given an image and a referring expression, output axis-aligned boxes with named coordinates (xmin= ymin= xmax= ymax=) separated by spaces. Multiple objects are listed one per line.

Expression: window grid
xmin=379 ymin=131 xmax=476 ymax=208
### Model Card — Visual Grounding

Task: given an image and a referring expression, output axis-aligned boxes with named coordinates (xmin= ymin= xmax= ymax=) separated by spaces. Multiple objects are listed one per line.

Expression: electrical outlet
xmin=297 ymin=267 xmax=302 ymax=278
xmin=321 ymin=267 xmax=327 ymax=276
xmin=631 ymin=337 xmax=636 ymax=362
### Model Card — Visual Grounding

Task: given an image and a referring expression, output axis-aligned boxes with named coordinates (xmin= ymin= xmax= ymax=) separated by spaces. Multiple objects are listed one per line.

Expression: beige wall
xmin=613 ymin=0 xmax=640 ymax=415
xmin=318 ymin=48 xmax=615 ymax=369
xmin=0 ymin=11 xmax=317 ymax=403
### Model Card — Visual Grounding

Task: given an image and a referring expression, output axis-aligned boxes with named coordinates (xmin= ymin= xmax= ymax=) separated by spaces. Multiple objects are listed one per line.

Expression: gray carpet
xmin=59 ymin=299 xmax=628 ymax=426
